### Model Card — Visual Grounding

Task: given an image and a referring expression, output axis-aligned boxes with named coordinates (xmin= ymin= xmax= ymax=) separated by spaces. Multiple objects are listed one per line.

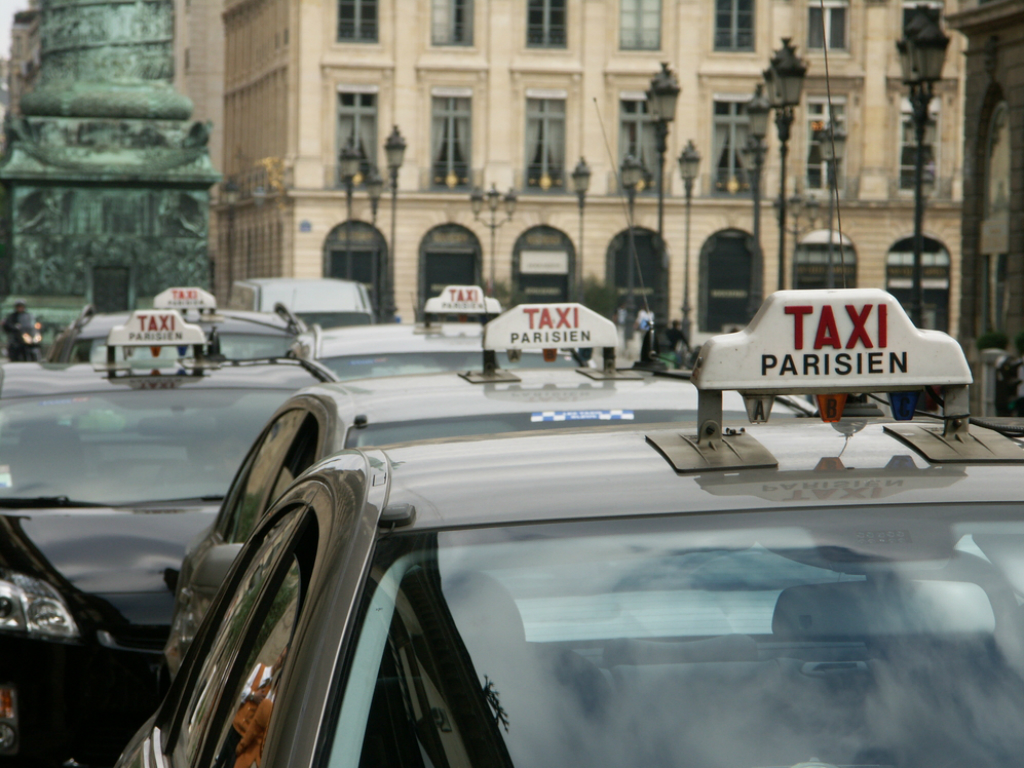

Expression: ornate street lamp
xmin=677 ymin=141 xmax=699 ymax=343
xmin=897 ymin=5 xmax=949 ymax=326
xmin=571 ymin=157 xmax=591 ymax=303
xmin=366 ymin=167 xmax=383 ymax=224
xmin=470 ymin=184 xmax=516 ymax=296
xmin=339 ymin=138 xmax=361 ymax=290
xmin=621 ymin=153 xmax=644 ymax=330
xmin=818 ymin=125 xmax=847 ymax=289
xmin=745 ymin=83 xmax=771 ymax=313
xmin=381 ymin=125 xmax=406 ymax=323
xmin=647 ymin=62 xmax=680 ymax=332
xmin=223 ymin=179 xmax=239 ymax=297
xmin=764 ymin=38 xmax=807 ymax=291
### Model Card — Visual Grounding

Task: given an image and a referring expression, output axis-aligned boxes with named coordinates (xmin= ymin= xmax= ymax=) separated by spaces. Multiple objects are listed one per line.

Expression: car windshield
xmin=0 ymin=387 xmax=291 ymax=505
xmin=344 ymin=409 xmax=744 ymax=447
xmin=296 ymin=311 xmax=372 ymax=329
xmin=321 ymin=351 xmax=578 ymax=380
xmin=76 ymin=333 xmax=293 ymax=363
xmin=329 ymin=505 xmax=1024 ymax=768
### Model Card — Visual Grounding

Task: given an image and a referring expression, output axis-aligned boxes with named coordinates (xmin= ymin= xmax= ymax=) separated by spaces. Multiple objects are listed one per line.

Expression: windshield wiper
xmin=0 ymin=496 xmax=107 ymax=508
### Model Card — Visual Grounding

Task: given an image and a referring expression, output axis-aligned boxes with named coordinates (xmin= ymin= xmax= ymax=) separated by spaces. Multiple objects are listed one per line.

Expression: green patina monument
xmin=0 ymin=0 xmax=219 ymax=328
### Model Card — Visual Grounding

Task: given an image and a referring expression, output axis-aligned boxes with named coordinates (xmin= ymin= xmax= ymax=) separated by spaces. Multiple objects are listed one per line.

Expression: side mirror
xmin=193 ymin=543 xmax=244 ymax=591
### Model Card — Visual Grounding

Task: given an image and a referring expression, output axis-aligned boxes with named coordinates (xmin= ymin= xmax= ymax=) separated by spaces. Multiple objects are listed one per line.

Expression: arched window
xmin=793 ymin=230 xmax=856 ymax=290
xmin=418 ymin=224 xmax=483 ymax=305
xmin=886 ymin=236 xmax=950 ymax=331
xmin=698 ymin=229 xmax=753 ymax=332
xmin=606 ymin=227 xmax=667 ymax=325
xmin=512 ymin=226 xmax=575 ymax=303
xmin=323 ymin=221 xmax=388 ymax=317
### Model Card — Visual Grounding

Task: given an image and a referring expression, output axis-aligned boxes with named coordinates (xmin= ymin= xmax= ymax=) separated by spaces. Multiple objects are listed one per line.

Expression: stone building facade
xmin=948 ymin=0 xmax=1024 ymax=351
xmin=8 ymin=4 xmax=40 ymax=117
xmin=217 ymin=0 xmax=966 ymax=338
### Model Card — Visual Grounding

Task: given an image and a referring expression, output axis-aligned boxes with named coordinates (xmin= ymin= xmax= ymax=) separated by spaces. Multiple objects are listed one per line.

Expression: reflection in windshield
xmin=330 ymin=508 xmax=1024 ymax=768
xmin=0 ymin=389 xmax=290 ymax=505
xmin=322 ymin=351 xmax=579 ymax=381
xmin=82 ymin=333 xmax=294 ymax=363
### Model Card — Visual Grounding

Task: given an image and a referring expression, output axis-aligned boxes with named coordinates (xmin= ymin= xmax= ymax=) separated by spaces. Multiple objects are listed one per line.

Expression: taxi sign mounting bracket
xmin=459 ymin=350 xmax=521 ymax=383
xmin=575 ymin=347 xmax=643 ymax=380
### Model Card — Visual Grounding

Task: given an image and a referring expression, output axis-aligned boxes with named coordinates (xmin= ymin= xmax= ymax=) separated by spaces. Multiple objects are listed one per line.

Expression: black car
xmin=0 ymin=350 xmax=334 ymax=767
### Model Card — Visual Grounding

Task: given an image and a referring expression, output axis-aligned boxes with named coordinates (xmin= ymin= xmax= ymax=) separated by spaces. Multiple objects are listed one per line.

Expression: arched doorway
xmin=512 ymin=226 xmax=575 ymax=303
xmin=699 ymin=229 xmax=754 ymax=332
xmin=886 ymin=236 xmax=951 ymax=331
xmin=418 ymin=224 xmax=483 ymax=305
xmin=606 ymin=227 xmax=666 ymax=323
xmin=323 ymin=221 xmax=387 ymax=316
xmin=794 ymin=230 xmax=857 ymax=290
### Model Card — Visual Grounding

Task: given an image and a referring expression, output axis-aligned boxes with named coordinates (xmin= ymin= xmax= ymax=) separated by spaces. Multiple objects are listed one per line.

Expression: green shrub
xmin=977 ymin=330 xmax=1009 ymax=351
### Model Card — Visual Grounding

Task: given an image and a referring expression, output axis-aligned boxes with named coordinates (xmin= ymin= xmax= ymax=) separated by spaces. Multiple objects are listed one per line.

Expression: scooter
xmin=8 ymin=321 xmax=43 ymax=361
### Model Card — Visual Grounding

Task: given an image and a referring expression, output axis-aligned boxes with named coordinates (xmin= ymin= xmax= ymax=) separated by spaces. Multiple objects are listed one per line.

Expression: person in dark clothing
xmin=3 ymin=301 xmax=41 ymax=361
xmin=665 ymin=320 xmax=689 ymax=368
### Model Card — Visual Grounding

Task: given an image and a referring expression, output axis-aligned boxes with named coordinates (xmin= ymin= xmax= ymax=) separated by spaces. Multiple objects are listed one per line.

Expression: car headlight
xmin=0 ymin=570 xmax=79 ymax=640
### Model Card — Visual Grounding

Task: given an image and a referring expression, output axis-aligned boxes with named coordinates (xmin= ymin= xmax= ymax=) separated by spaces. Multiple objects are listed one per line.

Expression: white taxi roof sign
xmin=692 ymin=289 xmax=972 ymax=394
xmin=483 ymin=303 xmax=618 ymax=350
xmin=107 ymin=310 xmax=207 ymax=348
xmin=153 ymin=287 xmax=217 ymax=312
xmin=423 ymin=286 xmax=500 ymax=315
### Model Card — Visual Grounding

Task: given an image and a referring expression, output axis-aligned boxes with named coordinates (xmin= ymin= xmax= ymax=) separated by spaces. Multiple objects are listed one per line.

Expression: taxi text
xmin=129 ymin=314 xmax=188 ymax=343
xmin=510 ymin=306 xmax=591 ymax=345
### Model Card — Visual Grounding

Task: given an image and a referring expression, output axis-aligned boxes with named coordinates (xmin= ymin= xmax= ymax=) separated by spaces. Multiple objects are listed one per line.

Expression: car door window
xmin=267 ymin=414 xmax=320 ymax=506
xmin=223 ymin=410 xmax=308 ymax=544
xmin=176 ymin=507 xmax=306 ymax=765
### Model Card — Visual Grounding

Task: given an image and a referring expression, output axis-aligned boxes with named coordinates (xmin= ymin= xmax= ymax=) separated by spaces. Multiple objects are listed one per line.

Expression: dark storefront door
xmin=701 ymin=230 xmax=752 ymax=332
xmin=424 ymin=253 xmax=477 ymax=298
xmin=610 ymin=230 xmax=663 ymax=320
xmin=329 ymin=249 xmax=378 ymax=309
xmin=519 ymin=273 xmax=569 ymax=302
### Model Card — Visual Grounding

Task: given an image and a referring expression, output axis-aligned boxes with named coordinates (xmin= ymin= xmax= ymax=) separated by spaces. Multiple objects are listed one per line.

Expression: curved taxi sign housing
xmin=152 ymin=287 xmax=218 ymax=313
xmin=483 ymin=303 xmax=618 ymax=351
xmin=691 ymin=289 xmax=972 ymax=395
xmin=422 ymin=286 xmax=501 ymax=316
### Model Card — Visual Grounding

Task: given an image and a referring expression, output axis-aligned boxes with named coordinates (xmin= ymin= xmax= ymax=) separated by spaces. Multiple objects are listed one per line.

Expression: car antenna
xmin=816 ymin=0 xmax=848 ymax=287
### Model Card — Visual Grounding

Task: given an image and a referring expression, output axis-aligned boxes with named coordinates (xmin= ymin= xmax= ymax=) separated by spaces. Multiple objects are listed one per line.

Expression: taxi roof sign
xmin=692 ymin=289 xmax=972 ymax=395
xmin=107 ymin=310 xmax=207 ymax=348
xmin=483 ymin=303 xmax=618 ymax=351
xmin=423 ymin=286 xmax=501 ymax=316
xmin=153 ymin=287 xmax=218 ymax=312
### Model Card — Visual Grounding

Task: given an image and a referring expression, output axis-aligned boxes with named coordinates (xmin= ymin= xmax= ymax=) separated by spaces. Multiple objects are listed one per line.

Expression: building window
xmin=527 ymin=0 xmax=566 ymax=47
xmin=899 ymin=96 xmax=938 ymax=191
xmin=902 ymin=0 xmax=942 ymax=32
xmin=338 ymin=91 xmax=377 ymax=185
xmin=619 ymin=98 xmax=657 ymax=190
xmin=805 ymin=98 xmax=845 ymax=191
xmin=621 ymin=0 xmax=660 ymax=50
xmin=712 ymin=100 xmax=750 ymax=195
xmin=525 ymin=98 xmax=565 ymax=191
xmin=432 ymin=96 xmax=472 ymax=188
xmin=432 ymin=0 xmax=473 ymax=46
xmin=809 ymin=0 xmax=847 ymax=51
xmin=338 ymin=0 xmax=377 ymax=42
xmin=714 ymin=0 xmax=754 ymax=51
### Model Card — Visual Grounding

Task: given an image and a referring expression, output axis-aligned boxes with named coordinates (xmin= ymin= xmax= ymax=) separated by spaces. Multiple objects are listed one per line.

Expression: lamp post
xmin=364 ymin=166 xmax=384 ymax=318
xmin=817 ymin=125 xmax=847 ymax=289
xmin=897 ymin=6 xmax=949 ymax=327
xmin=223 ymin=179 xmax=239 ymax=298
xmin=764 ymin=38 xmax=808 ymax=292
xmin=620 ymin=154 xmax=644 ymax=335
xmin=338 ymin=138 xmax=361 ymax=289
xmin=745 ymin=83 xmax=771 ymax=314
xmin=647 ymin=63 xmax=681 ymax=325
xmin=381 ymin=125 xmax=406 ymax=323
xmin=470 ymin=183 xmax=516 ymax=296
xmin=775 ymin=192 xmax=819 ymax=287
xmin=571 ymin=157 xmax=591 ymax=303
xmin=677 ymin=141 xmax=699 ymax=342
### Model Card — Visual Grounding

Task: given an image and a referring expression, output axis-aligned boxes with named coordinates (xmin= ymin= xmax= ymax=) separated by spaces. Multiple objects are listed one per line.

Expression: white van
xmin=228 ymin=278 xmax=374 ymax=329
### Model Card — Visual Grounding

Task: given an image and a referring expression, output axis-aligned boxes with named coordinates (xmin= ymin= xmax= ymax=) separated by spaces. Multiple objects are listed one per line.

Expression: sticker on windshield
xmin=531 ymin=410 xmax=635 ymax=422
xmin=0 ymin=466 xmax=12 ymax=488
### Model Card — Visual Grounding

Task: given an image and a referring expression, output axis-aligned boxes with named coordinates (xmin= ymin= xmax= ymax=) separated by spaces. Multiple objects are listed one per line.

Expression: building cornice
xmin=946 ymin=0 xmax=1024 ymax=35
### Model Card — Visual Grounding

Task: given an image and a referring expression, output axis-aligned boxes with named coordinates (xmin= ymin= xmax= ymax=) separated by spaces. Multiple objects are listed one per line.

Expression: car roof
xmin=65 ymin=310 xmax=293 ymax=340
xmin=0 ymin=359 xmax=323 ymax=398
xmin=375 ymin=420 xmax=1024 ymax=530
xmin=315 ymin=322 xmax=484 ymax=356
xmin=305 ymin=368 xmax=758 ymax=428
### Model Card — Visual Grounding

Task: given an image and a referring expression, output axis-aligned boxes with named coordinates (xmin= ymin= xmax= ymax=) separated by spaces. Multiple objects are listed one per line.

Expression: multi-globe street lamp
xmin=647 ymin=62 xmax=681 ymax=326
xmin=745 ymin=83 xmax=771 ymax=314
xmin=470 ymin=184 xmax=517 ymax=297
xmin=676 ymin=141 xmax=699 ymax=342
xmin=897 ymin=6 xmax=949 ymax=326
xmin=381 ymin=125 xmax=406 ymax=323
xmin=620 ymin=154 xmax=645 ymax=335
xmin=338 ymin=138 xmax=361 ymax=303
xmin=763 ymin=38 xmax=807 ymax=292
xmin=570 ymin=157 xmax=591 ymax=303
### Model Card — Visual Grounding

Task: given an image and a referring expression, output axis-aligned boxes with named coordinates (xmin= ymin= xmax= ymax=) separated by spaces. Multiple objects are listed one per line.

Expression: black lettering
xmin=581 ymin=330 xmax=590 ymax=342
xmin=868 ymin=352 xmax=883 ymax=373
xmin=836 ymin=353 xmax=851 ymax=375
xmin=752 ymin=398 xmax=766 ymax=421
xmin=824 ymin=398 xmax=839 ymax=420
xmin=824 ymin=354 xmax=830 ymax=375
xmin=889 ymin=351 xmax=907 ymax=373
xmin=762 ymin=354 xmax=778 ymax=375
xmin=857 ymin=353 xmax=863 ymax=374
xmin=780 ymin=355 xmax=797 ymax=375
xmin=533 ymin=332 xmax=543 ymax=343
xmin=803 ymin=354 xmax=820 ymax=375
xmin=511 ymin=333 xmax=520 ymax=343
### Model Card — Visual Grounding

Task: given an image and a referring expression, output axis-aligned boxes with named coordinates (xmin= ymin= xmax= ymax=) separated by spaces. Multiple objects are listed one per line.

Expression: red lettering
xmin=555 ymin=307 xmax=573 ymax=328
xmin=574 ymin=307 xmax=578 ymax=327
xmin=845 ymin=304 xmax=874 ymax=349
xmin=813 ymin=306 xmax=842 ymax=349
xmin=538 ymin=308 xmax=553 ymax=329
xmin=137 ymin=315 xmax=148 ymax=330
xmin=523 ymin=308 xmax=540 ymax=329
xmin=147 ymin=316 xmax=158 ymax=331
xmin=785 ymin=306 xmax=813 ymax=350
xmin=446 ymin=288 xmax=458 ymax=302
xmin=160 ymin=315 xmax=173 ymax=331
xmin=878 ymin=303 xmax=887 ymax=347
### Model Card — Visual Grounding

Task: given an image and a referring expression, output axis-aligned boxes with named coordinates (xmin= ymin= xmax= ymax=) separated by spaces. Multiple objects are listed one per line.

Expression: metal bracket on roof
xmin=884 ymin=385 xmax=1024 ymax=463
xmin=646 ymin=390 xmax=778 ymax=473
xmin=460 ymin=350 xmax=521 ymax=384
xmin=576 ymin=347 xmax=643 ymax=380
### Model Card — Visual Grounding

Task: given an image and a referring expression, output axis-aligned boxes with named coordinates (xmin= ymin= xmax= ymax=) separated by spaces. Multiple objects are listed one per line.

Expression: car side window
xmin=223 ymin=410 xmax=309 ymax=544
xmin=69 ymin=339 xmax=92 ymax=363
xmin=267 ymin=414 xmax=320 ymax=508
xmin=176 ymin=506 xmax=306 ymax=765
